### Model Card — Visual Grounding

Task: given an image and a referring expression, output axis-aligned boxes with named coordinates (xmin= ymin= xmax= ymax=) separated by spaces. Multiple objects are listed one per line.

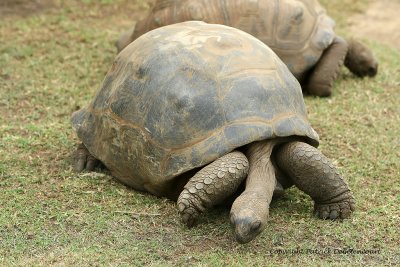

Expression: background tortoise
xmin=116 ymin=0 xmax=378 ymax=97
xmin=73 ymin=21 xmax=355 ymax=243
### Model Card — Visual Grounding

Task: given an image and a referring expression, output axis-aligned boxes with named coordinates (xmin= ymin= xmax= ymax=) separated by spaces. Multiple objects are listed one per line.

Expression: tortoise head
xmin=345 ymin=39 xmax=378 ymax=77
xmin=230 ymin=193 xmax=269 ymax=244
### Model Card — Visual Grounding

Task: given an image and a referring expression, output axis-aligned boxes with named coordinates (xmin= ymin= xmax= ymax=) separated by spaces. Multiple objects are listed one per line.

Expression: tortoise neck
xmin=244 ymin=140 xmax=277 ymax=195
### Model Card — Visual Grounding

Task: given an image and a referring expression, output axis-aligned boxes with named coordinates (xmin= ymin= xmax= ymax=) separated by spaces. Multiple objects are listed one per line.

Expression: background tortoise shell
xmin=73 ymin=21 xmax=319 ymax=198
xmin=125 ymin=0 xmax=336 ymax=80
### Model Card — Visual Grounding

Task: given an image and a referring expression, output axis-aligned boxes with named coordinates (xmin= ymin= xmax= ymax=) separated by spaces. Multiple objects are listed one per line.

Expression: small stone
xmin=236 ymin=164 xmax=244 ymax=170
xmin=217 ymin=171 xmax=225 ymax=178
xmin=26 ymin=232 xmax=35 ymax=239
xmin=228 ymin=167 xmax=236 ymax=174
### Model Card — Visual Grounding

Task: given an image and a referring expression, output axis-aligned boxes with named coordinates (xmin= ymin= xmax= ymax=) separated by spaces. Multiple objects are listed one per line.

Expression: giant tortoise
xmin=73 ymin=21 xmax=355 ymax=243
xmin=116 ymin=0 xmax=378 ymax=97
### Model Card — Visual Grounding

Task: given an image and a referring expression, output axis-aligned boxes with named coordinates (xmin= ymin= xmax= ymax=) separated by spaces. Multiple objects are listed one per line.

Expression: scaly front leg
xmin=177 ymin=151 xmax=249 ymax=227
xmin=275 ymin=141 xmax=355 ymax=220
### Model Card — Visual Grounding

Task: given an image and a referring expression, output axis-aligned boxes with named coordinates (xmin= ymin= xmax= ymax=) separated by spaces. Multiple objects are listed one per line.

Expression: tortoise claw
xmin=74 ymin=143 xmax=100 ymax=172
xmin=314 ymin=197 xmax=356 ymax=220
xmin=86 ymin=154 xmax=98 ymax=171
xmin=177 ymin=201 xmax=200 ymax=227
xmin=76 ymin=157 xmax=86 ymax=172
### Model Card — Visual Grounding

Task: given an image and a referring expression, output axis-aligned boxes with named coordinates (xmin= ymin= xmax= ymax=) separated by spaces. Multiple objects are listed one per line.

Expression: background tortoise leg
xmin=306 ymin=36 xmax=348 ymax=97
xmin=344 ymin=39 xmax=378 ymax=77
xmin=275 ymin=141 xmax=355 ymax=220
xmin=74 ymin=143 xmax=101 ymax=172
xmin=177 ymin=151 xmax=249 ymax=227
xmin=230 ymin=141 xmax=277 ymax=244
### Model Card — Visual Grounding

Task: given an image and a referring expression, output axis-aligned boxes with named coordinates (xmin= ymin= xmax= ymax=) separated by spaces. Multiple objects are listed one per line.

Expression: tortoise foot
xmin=177 ymin=151 xmax=249 ymax=227
xmin=177 ymin=192 xmax=203 ymax=227
xmin=314 ymin=194 xmax=356 ymax=220
xmin=345 ymin=39 xmax=378 ymax=77
xmin=275 ymin=141 xmax=356 ymax=220
xmin=74 ymin=143 xmax=100 ymax=172
xmin=306 ymin=36 xmax=348 ymax=97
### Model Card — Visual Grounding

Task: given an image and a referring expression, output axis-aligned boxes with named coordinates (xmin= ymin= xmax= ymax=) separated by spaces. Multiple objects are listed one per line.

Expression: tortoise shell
xmin=123 ymin=0 xmax=335 ymax=80
xmin=73 ymin=21 xmax=319 ymax=198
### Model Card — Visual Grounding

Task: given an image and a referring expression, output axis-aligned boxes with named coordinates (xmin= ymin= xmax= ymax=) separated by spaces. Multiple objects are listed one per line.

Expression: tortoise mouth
xmin=366 ymin=65 xmax=378 ymax=77
xmin=230 ymin=213 xmax=264 ymax=244
xmin=351 ymin=62 xmax=378 ymax=77
xmin=233 ymin=223 xmax=264 ymax=244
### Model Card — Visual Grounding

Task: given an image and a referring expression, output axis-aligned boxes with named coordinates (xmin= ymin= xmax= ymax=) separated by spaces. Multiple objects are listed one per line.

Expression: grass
xmin=1 ymin=0 xmax=399 ymax=265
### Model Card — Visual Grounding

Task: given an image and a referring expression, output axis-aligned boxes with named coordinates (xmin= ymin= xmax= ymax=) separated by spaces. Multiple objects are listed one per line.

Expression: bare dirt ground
xmin=0 ymin=0 xmax=54 ymax=17
xmin=349 ymin=0 xmax=400 ymax=50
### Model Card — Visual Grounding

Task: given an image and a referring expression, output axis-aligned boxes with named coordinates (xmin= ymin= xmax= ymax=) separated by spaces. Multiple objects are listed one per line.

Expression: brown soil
xmin=0 ymin=0 xmax=53 ymax=17
xmin=349 ymin=0 xmax=400 ymax=50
